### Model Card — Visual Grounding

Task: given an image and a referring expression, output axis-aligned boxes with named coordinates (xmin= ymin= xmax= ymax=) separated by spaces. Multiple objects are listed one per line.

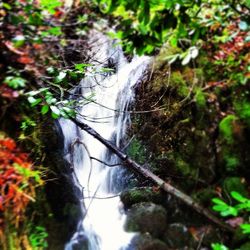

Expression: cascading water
xmin=60 ymin=31 xmax=150 ymax=250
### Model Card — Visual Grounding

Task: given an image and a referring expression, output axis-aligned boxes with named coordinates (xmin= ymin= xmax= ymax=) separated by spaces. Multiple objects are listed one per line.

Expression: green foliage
xmin=4 ymin=76 xmax=26 ymax=89
xmin=96 ymin=0 xmax=249 ymax=56
xmin=235 ymin=100 xmax=250 ymax=126
xmin=219 ymin=115 xmax=238 ymax=144
xmin=40 ymin=0 xmax=62 ymax=14
xmin=127 ymin=138 xmax=146 ymax=164
xmin=212 ymin=197 xmax=238 ymax=217
xmin=211 ymin=243 xmax=229 ymax=250
xmin=212 ymin=191 xmax=250 ymax=236
xmin=195 ymin=88 xmax=206 ymax=108
xmin=28 ymin=226 xmax=48 ymax=249
xmin=21 ymin=117 xmax=37 ymax=131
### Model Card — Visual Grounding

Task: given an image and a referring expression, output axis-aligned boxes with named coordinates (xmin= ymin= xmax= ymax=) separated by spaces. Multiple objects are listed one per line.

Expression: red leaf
xmin=17 ymin=56 xmax=34 ymax=64
xmin=2 ymin=139 xmax=16 ymax=151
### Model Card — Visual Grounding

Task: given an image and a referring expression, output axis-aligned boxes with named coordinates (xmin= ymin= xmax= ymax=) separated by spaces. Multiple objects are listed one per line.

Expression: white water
xmin=61 ymin=31 xmax=150 ymax=250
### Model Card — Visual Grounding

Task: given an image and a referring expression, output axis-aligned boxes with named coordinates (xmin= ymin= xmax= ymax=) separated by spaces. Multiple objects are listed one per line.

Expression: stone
xmin=163 ymin=223 xmax=194 ymax=248
xmin=125 ymin=202 xmax=167 ymax=238
xmin=120 ymin=187 xmax=165 ymax=209
xmin=127 ymin=233 xmax=168 ymax=250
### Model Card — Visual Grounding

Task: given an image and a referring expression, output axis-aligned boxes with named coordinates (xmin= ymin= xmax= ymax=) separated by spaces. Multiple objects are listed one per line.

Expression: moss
xmin=234 ymin=100 xmax=250 ymax=126
xmin=194 ymin=87 xmax=206 ymax=108
xmin=120 ymin=188 xmax=164 ymax=209
xmin=224 ymin=154 xmax=240 ymax=171
xmin=127 ymin=138 xmax=147 ymax=164
xmin=175 ymin=156 xmax=195 ymax=177
xmin=222 ymin=177 xmax=248 ymax=198
xmin=154 ymin=44 xmax=183 ymax=69
xmin=170 ymin=71 xmax=189 ymax=97
xmin=219 ymin=115 xmax=238 ymax=144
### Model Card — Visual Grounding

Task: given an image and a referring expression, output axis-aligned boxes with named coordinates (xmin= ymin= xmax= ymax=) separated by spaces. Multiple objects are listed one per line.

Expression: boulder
xmin=125 ymin=202 xmax=167 ymax=238
xmin=127 ymin=233 xmax=168 ymax=250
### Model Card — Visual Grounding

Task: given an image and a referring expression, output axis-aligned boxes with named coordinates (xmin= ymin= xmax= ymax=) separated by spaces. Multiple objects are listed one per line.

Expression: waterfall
xmin=60 ymin=31 xmax=150 ymax=250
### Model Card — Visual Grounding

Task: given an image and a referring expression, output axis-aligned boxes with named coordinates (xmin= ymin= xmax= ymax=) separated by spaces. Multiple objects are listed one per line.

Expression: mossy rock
xmin=120 ymin=187 xmax=165 ymax=209
xmin=128 ymin=233 xmax=168 ymax=250
xmin=170 ymin=71 xmax=190 ymax=97
xmin=125 ymin=202 xmax=167 ymax=238
xmin=127 ymin=138 xmax=147 ymax=164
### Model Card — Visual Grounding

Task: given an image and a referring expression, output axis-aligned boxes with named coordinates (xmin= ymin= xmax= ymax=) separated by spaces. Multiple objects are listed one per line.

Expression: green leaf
xmin=240 ymin=224 xmax=250 ymax=234
xmin=41 ymin=105 xmax=49 ymax=115
xmin=189 ymin=46 xmax=199 ymax=59
xmin=212 ymin=198 xmax=238 ymax=216
xmin=50 ymin=105 xmax=61 ymax=117
xmin=41 ymin=27 xmax=62 ymax=37
xmin=27 ymin=97 xmax=42 ymax=107
xmin=12 ymin=35 xmax=25 ymax=48
xmin=40 ymin=0 xmax=62 ymax=14
xmin=221 ymin=207 xmax=238 ymax=217
xmin=46 ymin=67 xmax=55 ymax=74
xmin=75 ymin=63 xmax=92 ymax=71
xmin=181 ymin=53 xmax=191 ymax=65
xmin=212 ymin=198 xmax=228 ymax=206
xmin=4 ymin=76 xmax=26 ymax=89
xmin=231 ymin=191 xmax=247 ymax=203
xmin=211 ymin=243 xmax=229 ymax=250
xmin=55 ymin=71 xmax=67 ymax=82
xmin=3 ymin=3 xmax=12 ymax=10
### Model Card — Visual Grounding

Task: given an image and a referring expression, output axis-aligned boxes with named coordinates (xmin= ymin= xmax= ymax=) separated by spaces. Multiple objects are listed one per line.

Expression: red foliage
xmin=0 ymin=135 xmax=40 ymax=228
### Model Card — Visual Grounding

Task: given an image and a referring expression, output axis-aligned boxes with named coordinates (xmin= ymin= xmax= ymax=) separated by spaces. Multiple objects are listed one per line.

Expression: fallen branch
xmin=70 ymin=117 xmax=235 ymax=233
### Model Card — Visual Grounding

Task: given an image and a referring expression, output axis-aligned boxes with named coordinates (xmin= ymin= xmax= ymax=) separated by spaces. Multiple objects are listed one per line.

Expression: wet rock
xmin=127 ymin=233 xmax=168 ymax=250
xmin=125 ymin=202 xmax=167 ymax=238
xmin=120 ymin=187 xmax=166 ymax=209
xmin=163 ymin=223 xmax=194 ymax=248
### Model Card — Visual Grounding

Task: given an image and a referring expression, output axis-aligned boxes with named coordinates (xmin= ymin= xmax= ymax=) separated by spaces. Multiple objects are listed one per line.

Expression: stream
xmin=59 ymin=31 xmax=150 ymax=250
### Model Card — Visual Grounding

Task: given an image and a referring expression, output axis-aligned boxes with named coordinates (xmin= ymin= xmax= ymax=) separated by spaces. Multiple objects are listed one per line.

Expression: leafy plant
xmin=212 ymin=191 xmax=250 ymax=235
xmin=95 ymin=0 xmax=249 ymax=56
xmin=29 ymin=226 xmax=48 ymax=249
xmin=4 ymin=76 xmax=26 ymax=89
xmin=212 ymin=198 xmax=238 ymax=217
xmin=211 ymin=191 xmax=250 ymax=249
xmin=211 ymin=243 xmax=229 ymax=250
